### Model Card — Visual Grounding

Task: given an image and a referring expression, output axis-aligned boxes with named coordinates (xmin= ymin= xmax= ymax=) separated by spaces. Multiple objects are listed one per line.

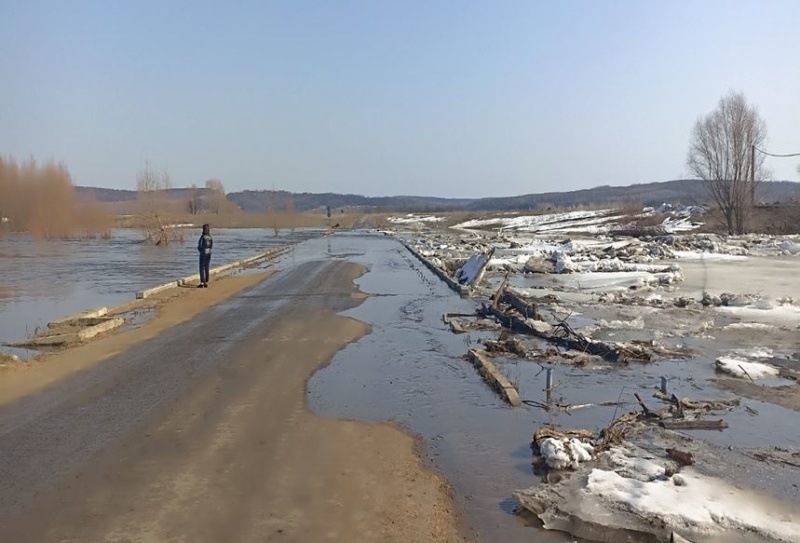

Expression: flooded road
xmin=2 ymin=231 xmax=797 ymax=542
xmin=307 ymin=235 xmax=575 ymax=542
xmin=0 ymin=228 xmax=319 ymax=349
xmin=0 ymin=237 xmax=467 ymax=542
xmin=307 ymin=234 xmax=800 ymax=541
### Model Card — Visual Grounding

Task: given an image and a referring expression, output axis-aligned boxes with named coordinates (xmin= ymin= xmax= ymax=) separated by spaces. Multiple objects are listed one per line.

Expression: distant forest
xmin=77 ymin=179 xmax=800 ymax=214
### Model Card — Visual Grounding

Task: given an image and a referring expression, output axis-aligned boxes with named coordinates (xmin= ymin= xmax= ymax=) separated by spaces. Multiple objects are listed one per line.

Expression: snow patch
xmin=584 ymin=459 xmax=800 ymax=542
xmin=540 ymin=438 xmax=594 ymax=470
xmin=388 ymin=214 xmax=444 ymax=225
xmin=715 ymin=357 xmax=780 ymax=379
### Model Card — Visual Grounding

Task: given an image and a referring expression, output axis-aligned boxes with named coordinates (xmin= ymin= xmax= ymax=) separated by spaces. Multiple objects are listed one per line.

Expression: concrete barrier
xmin=48 ymin=306 xmax=108 ymax=328
xmin=77 ymin=317 xmax=125 ymax=341
xmin=467 ymin=349 xmax=523 ymax=407
xmin=402 ymin=243 xmax=470 ymax=296
xmin=177 ymin=247 xmax=289 ymax=286
xmin=135 ymin=280 xmax=180 ymax=300
xmin=9 ymin=317 xmax=125 ymax=348
xmin=7 ymin=245 xmax=292 ymax=347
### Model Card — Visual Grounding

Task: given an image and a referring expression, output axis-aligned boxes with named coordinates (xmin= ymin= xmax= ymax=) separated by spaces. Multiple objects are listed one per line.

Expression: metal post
xmin=660 ymin=376 xmax=668 ymax=395
xmin=545 ymin=367 xmax=554 ymax=405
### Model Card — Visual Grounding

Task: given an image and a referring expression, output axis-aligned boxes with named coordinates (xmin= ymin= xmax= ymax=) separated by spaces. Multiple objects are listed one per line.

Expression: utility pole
xmin=750 ymin=144 xmax=755 ymax=207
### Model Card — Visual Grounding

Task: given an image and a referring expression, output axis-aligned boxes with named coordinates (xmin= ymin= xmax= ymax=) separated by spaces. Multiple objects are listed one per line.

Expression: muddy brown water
xmin=308 ymin=233 xmax=800 ymax=543
xmin=0 ymin=228 xmax=320 ymax=356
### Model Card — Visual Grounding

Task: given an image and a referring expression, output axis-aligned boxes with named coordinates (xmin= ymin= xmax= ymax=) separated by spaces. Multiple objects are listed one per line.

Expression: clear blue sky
xmin=1 ymin=1 xmax=798 ymax=197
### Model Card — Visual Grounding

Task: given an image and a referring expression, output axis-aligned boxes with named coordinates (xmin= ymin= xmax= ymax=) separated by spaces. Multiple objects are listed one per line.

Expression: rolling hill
xmin=77 ymin=179 xmax=799 ymax=214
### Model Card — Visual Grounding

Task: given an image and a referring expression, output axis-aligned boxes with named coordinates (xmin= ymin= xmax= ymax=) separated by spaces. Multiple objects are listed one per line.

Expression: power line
xmin=754 ymin=147 xmax=800 ymax=158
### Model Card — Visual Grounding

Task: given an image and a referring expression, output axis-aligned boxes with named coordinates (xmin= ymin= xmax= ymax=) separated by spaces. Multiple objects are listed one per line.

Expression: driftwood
xmin=499 ymin=289 xmax=542 ymax=321
xmin=654 ymin=391 xmax=740 ymax=411
xmin=596 ymin=411 xmax=641 ymax=451
xmin=491 ymin=271 xmax=511 ymax=309
xmin=494 ymin=290 xmax=651 ymax=362
xmin=659 ymin=419 xmax=728 ymax=430
xmin=480 ymin=301 xmax=648 ymax=363
xmin=633 ymin=393 xmax=660 ymax=419
xmin=466 ymin=349 xmax=522 ymax=407
xmin=746 ymin=448 xmax=800 ymax=468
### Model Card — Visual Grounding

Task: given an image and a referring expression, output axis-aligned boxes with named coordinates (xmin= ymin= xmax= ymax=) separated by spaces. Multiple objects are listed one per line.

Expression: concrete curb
xmin=9 ymin=317 xmax=125 ymax=348
xmin=176 ymin=246 xmax=289 ymax=287
xmin=402 ymin=242 xmax=470 ymax=296
xmin=6 ymin=246 xmax=291 ymax=349
xmin=48 ymin=307 xmax=108 ymax=328
xmin=136 ymin=281 xmax=180 ymax=300
xmin=467 ymin=349 xmax=523 ymax=407
xmin=140 ymin=246 xmax=289 ymax=297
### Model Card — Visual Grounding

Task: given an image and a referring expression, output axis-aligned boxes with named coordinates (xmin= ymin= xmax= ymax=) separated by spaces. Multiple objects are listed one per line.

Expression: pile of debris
xmin=515 ymin=393 xmax=800 ymax=543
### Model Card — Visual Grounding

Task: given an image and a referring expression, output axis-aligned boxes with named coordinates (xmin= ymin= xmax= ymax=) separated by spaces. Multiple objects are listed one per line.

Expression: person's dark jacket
xmin=198 ymin=233 xmax=213 ymax=255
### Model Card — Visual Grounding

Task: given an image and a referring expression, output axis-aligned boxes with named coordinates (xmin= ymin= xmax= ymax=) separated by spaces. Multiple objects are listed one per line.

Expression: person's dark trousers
xmin=199 ymin=254 xmax=211 ymax=285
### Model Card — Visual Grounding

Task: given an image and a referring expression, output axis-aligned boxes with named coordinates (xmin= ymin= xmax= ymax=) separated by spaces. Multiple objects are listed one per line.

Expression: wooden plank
xmin=659 ymin=419 xmax=728 ymax=430
xmin=467 ymin=349 xmax=522 ymax=407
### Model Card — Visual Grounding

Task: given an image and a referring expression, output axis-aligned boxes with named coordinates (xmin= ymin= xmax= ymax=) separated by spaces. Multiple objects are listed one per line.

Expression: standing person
xmin=197 ymin=224 xmax=213 ymax=288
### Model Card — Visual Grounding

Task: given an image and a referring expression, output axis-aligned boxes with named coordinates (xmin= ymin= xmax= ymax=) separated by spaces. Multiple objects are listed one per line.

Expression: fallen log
xmin=659 ymin=419 xmax=728 ymax=430
xmin=480 ymin=303 xmax=626 ymax=363
xmin=491 ymin=271 xmax=511 ymax=309
xmin=500 ymin=289 xmax=542 ymax=321
xmin=653 ymin=391 xmax=740 ymax=411
xmin=634 ymin=393 xmax=660 ymax=419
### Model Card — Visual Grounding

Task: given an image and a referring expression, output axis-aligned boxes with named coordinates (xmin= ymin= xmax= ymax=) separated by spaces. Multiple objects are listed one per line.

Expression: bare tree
xmin=136 ymin=162 xmax=181 ymax=245
xmin=187 ymin=183 xmax=202 ymax=215
xmin=687 ymin=91 xmax=769 ymax=234
xmin=205 ymin=179 xmax=227 ymax=214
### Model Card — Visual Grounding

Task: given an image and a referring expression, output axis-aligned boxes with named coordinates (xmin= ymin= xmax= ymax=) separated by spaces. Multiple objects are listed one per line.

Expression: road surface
xmin=0 ymin=254 xmax=465 ymax=542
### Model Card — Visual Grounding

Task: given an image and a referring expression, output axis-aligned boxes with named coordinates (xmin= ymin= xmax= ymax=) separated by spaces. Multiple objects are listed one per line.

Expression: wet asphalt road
xmin=0 ymin=256 xmax=368 ymax=542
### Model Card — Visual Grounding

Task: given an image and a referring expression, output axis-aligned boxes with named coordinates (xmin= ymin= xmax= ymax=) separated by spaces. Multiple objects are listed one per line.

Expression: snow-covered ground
xmin=387 ymin=214 xmax=444 ymax=225
xmin=517 ymin=444 xmax=800 ymax=543
xmin=454 ymin=205 xmax=706 ymax=235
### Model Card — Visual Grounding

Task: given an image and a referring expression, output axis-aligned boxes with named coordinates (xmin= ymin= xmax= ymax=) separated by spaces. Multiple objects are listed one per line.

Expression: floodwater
xmin=307 ymin=233 xmax=800 ymax=543
xmin=3 ymin=230 xmax=797 ymax=541
xmin=0 ymin=228 xmax=320 ymax=352
xmin=307 ymin=234 xmax=575 ymax=542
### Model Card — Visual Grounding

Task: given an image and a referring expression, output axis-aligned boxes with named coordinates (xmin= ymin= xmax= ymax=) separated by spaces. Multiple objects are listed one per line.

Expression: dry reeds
xmin=0 ymin=156 xmax=111 ymax=239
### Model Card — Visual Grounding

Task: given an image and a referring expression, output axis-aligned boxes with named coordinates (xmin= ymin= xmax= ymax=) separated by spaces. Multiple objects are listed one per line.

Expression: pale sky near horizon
xmin=1 ymin=1 xmax=798 ymax=197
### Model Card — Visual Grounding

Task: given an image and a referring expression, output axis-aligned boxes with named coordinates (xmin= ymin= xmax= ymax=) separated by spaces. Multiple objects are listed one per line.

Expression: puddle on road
xmin=309 ymin=233 xmax=800 ymax=543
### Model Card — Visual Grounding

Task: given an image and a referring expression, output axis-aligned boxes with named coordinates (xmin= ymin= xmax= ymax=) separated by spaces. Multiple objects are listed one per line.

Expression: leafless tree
xmin=136 ymin=162 xmax=182 ymax=245
xmin=205 ymin=179 xmax=228 ymax=214
xmin=187 ymin=183 xmax=202 ymax=215
xmin=687 ymin=91 xmax=769 ymax=234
